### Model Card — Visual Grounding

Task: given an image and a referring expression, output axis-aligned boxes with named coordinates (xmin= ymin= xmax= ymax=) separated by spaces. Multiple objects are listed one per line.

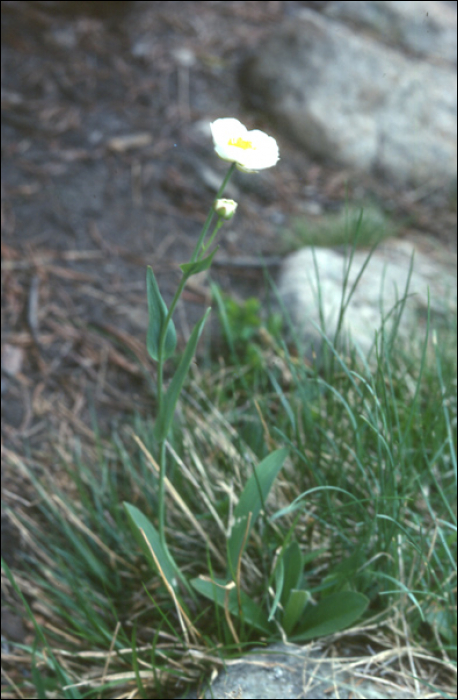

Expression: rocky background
xmin=2 ymin=0 xmax=456 ymax=436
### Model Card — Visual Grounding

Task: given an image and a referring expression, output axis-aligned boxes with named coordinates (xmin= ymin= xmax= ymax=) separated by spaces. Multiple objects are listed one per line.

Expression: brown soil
xmin=1 ymin=0 xmax=456 ymax=680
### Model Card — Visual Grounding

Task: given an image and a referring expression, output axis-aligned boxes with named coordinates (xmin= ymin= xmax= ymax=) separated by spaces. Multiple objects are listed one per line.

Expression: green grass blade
xmin=227 ymin=448 xmax=288 ymax=576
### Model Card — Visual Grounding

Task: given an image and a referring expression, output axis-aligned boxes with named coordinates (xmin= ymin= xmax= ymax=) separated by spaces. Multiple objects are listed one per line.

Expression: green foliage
xmin=219 ymin=293 xmax=262 ymax=345
xmin=227 ymin=448 xmax=288 ymax=577
xmin=153 ymin=307 xmax=211 ymax=441
xmin=213 ymin=286 xmax=282 ymax=348
xmin=180 ymin=247 xmax=219 ymax=276
xmin=123 ymin=503 xmax=180 ymax=590
xmin=4 ymin=188 xmax=456 ymax=698
xmin=282 ymin=202 xmax=396 ymax=253
xmin=146 ymin=266 xmax=177 ymax=362
xmin=123 ymin=440 xmax=369 ymax=644
xmin=5 ymin=289 xmax=456 ymax=696
xmin=190 ymin=575 xmax=275 ymax=635
xmin=2 ymin=558 xmax=81 ymax=699
xmin=189 ymin=447 xmax=368 ymax=641
xmin=290 ymin=591 xmax=369 ymax=642
xmin=211 ymin=284 xmax=283 ymax=387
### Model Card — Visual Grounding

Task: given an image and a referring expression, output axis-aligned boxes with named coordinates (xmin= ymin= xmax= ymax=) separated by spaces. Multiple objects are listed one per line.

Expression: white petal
xmin=210 ymin=118 xmax=246 ymax=144
xmin=210 ymin=117 xmax=279 ymax=172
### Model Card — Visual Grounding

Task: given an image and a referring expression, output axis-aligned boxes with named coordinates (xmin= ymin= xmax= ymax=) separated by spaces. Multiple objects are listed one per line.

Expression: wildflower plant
xmin=123 ymin=117 xmax=368 ymax=644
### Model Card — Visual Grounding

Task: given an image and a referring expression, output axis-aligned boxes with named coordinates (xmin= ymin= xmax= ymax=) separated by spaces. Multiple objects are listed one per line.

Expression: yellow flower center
xmin=228 ymin=136 xmax=255 ymax=150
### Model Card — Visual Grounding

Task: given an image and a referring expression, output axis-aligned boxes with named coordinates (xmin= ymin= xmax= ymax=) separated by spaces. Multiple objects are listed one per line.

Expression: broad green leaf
xmin=123 ymin=502 xmax=178 ymax=588
xmin=282 ymin=589 xmax=311 ymax=636
xmin=190 ymin=575 xmax=273 ymax=635
xmin=325 ymin=549 xmax=364 ymax=580
xmin=290 ymin=591 xmax=369 ymax=642
xmin=280 ymin=540 xmax=303 ymax=607
xmin=425 ymin=603 xmax=454 ymax=643
xmin=227 ymin=448 xmax=288 ymax=577
xmin=180 ymin=247 xmax=219 ymax=277
xmin=146 ymin=266 xmax=177 ymax=362
xmin=154 ymin=308 xmax=211 ymax=442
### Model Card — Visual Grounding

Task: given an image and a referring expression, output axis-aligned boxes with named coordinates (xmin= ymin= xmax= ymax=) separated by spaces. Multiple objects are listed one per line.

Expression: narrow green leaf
xmin=268 ymin=557 xmax=284 ymax=621
xmin=290 ymin=591 xmax=369 ymax=642
xmin=154 ymin=308 xmax=211 ymax=441
xmin=282 ymin=589 xmax=311 ymax=636
xmin=227 ymin=447 xmax=288 ymax=576
xmin=123 ymin=502 xmax=179 ymax=589
xmin=280 ymin=540 xmax=303 ymax=607
xmin=146 ymin=266 xmax=177 ymax=362
xmin=131 ymin=625 xmax=147 ymax=699
xmin=57 ymin=519 xmax=108 ymax=585
xmin=2 ymin=557 xmax=78 ymax=697
xmin=31 ymin=642 xmax=48 ymax=699
xmin=190 ymin=576 xmax=273 ymax=634
xmin=180 ymin=247 xmax=219 ymax=277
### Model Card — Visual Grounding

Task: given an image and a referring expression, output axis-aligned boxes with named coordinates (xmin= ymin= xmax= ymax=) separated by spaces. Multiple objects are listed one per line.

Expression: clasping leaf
xmin=146 ymin=266 xmax=177 ymax=362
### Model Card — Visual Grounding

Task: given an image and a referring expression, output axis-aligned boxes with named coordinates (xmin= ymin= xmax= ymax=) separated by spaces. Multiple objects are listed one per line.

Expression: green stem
xmin=190 ymin=162 xmax=236 ymax=263
xmin=159 ymin=162 xmax=236 ymax=352
xmin=157 ymin=438 xmax=167 ymax=544
xmin=201 ymin=217 xmax=225 ymax=256
xmin=155 ymin=161 xmax=236 ymax=551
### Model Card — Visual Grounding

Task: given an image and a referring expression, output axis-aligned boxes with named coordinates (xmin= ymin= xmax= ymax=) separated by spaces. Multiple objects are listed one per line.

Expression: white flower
xmin=210 ymin=117 xmax=279 ymax=173
xmin=214 ymin=198 xmax=238 ymax=220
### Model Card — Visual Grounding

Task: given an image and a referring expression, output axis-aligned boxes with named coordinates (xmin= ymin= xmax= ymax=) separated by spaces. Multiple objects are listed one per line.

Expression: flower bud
xmin=214 ymin=198 xmax=238 ymax=220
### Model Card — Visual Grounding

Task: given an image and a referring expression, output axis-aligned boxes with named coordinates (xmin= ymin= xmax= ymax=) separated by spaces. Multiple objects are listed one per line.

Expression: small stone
xmin=176 ymin=642 xmax=419 ymax=699
xmin=1 ymin=344 xmax=24 ymax=377
xmin=276 ymin=238 xmax=456 ymax=358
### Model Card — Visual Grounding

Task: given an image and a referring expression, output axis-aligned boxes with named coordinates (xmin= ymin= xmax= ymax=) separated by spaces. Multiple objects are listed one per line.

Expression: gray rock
xmin=324 ymin=1 xmax=457 ymax=66
xmin=239 ymin=5 xmax=457 ymax=185
xmin=177 ymin=641 xmax=417 ymax=699
xmin=277 ymin=238 xmax=456 ymax=357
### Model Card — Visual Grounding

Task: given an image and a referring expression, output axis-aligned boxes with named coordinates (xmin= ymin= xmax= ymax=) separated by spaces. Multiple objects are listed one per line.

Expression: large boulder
xmin=325 ymin=1 xmax=457 ymax=66
xmin=239 ymin=2 xmax=457 ymax=185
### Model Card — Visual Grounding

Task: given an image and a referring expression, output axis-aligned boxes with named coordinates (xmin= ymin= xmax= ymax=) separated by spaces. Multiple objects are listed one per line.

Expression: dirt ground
xmin=1 ymin=0 xmax=456 ymax=656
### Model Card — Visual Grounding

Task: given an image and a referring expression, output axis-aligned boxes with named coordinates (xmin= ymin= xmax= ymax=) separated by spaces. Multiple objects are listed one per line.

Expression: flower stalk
xmin=190 ymin=162 xmax=236 ymax=263
xmin=132 ymin=117 xmax=279 ymax=593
